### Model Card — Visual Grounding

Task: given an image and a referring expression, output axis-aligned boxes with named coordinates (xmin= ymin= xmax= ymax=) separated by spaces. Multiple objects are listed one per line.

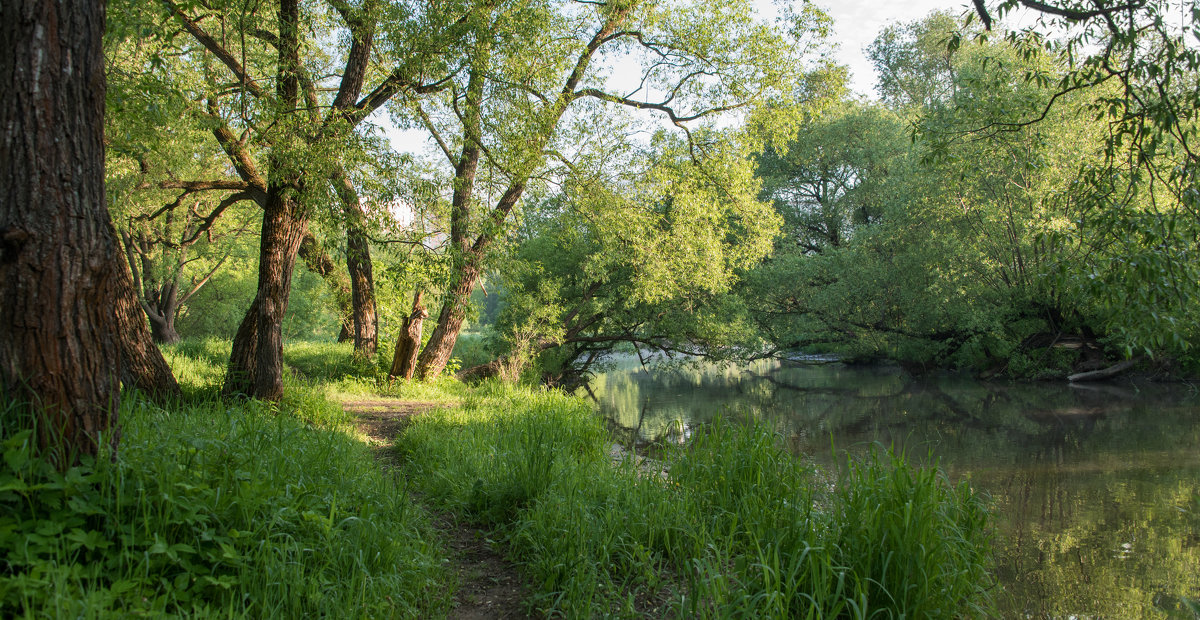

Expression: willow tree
xmin=2 ymin=0 xmax=179 ymax=463
xmin=110 ymin=0 xmax=479 ymax=398
xmin=399 ymin=0 xmax=838 ymax=379
xmin=966 ymin=0 xmax=1200 ymax=357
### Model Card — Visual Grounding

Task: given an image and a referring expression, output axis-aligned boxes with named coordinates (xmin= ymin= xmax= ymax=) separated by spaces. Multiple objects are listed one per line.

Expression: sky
xmin=815 ymin=0 xmax=968 ymax=96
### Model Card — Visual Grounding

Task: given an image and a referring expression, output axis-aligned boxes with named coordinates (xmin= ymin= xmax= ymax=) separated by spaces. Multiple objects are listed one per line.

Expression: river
xmin=589 ymin=357 xmax=1200 ymax=618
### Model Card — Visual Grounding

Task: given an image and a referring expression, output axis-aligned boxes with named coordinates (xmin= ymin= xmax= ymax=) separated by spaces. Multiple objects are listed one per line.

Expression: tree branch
xmin=161 ymin=0 xmax=269 ymax=99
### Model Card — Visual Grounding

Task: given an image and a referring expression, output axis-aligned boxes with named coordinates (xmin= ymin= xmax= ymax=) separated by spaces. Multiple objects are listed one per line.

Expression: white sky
xmin=816 ymin=0 xmax=971 ymax=97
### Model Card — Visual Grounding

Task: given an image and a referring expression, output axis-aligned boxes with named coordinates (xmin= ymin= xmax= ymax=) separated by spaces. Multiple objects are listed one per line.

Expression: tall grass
xmin=397 ymin=387 xmax=995 ymax=618
xmin=3 ymin=339 xmax=994 ymax=617
xmin=0 ymin=343 xmax=449 ymax=618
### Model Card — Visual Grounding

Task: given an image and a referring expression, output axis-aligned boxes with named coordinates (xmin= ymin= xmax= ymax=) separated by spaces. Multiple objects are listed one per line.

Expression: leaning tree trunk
xmin=222 ymin=188 xmax=308 ymax=400
xmin=335 ymin=172 xmax=377 ymax=357
xmin=1 ymin=0 xmax=178 ymax=464
xmin=415 ymin=264 xmax=481 ymax=380
xmin=389 ymin=291 xmax=428 ymax=380
xmin=115 ymin=266 xmax=182 ymax=399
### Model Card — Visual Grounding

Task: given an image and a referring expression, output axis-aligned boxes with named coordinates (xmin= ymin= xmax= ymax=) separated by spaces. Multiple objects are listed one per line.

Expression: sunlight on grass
xmin=4 ymin=339 xmax=995 ymax=618
xmin=397 ymin=383 xmax=995 ymax=617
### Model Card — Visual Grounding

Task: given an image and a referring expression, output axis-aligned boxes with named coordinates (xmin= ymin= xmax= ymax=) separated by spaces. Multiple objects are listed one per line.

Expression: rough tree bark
xmin=1 ymin=0 xmax=178 ymax=463
xmin=414 ymin=48 xmax=485 ymax=380
xmin=222 ymin=187 xmax=308 ymax=399
xmin=389 ymin=291 xmax=428 ymax=380
xmin=416 ymin=265 xmax=480 ymax=380
xmin=114 ymin=261 xmax=182 ymax=398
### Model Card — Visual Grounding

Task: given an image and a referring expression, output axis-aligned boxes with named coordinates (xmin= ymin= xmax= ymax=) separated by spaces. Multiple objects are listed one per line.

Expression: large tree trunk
xmin=222 ymin=190 xmax=308 ymax=400
xmin=389 ymin=291 xmax=428 ymax=380
xmin=416 ymin=264 xmax=480 ymax=380
xmin=334 ymin=171 xmax=377 ymax=357
xmin=223 ymin=0 xmax=308 ymax=400
xmin=1 ymin=0 xmax=177 ymax=463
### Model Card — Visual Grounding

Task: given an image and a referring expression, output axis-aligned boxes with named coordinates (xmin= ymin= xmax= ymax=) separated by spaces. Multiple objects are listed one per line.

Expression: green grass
xmin=277 ymin=340 xmax=470 ymax=402
xmin=2 ymin=339 xmax=995 ymax=618
xmin=0 ymin=342 xmax=449 ymax=618
xmin=396 ymin=384 xmax=995 ymax=618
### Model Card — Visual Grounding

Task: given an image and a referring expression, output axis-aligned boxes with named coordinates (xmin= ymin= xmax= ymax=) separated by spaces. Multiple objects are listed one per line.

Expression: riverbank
xmin=1 ymin=340 xmax=995 ymax=617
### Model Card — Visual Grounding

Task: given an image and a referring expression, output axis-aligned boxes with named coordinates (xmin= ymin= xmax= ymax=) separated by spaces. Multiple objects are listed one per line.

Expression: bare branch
xmin=161 ymin=0 xmax=269 ymax=99
xmin=413 ymin=101 xmax=456 ymax=164
xmin=179 ymin=253 xmax=229 ymax=305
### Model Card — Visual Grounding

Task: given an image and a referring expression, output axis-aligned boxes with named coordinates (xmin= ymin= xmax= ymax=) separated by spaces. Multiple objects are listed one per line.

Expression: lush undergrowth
xmin=397 ymin=383 xmax=995 ymax=618
xmin=0 ymin=341 xmax=448 ymax=618
xmin=3 ymin=339 xmax=995 ymax=618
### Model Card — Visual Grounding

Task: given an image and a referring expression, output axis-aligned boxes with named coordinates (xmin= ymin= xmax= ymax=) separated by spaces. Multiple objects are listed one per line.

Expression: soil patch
xmin=436 ymin=513 xmax=532 ymax=619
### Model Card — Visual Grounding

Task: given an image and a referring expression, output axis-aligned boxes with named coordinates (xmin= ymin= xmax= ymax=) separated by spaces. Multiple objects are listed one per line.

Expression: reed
xmin=396 ymin=388 xmax=995 ymax=617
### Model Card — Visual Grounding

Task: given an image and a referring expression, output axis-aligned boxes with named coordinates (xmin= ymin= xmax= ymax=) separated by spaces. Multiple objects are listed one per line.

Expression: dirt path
xmin=340 ymin=399 xmax=533 ymax=619
xmin=342 ymin=399 xmax=443 ymax=447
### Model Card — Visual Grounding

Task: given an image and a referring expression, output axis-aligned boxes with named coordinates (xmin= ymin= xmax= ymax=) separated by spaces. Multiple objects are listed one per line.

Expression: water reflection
xmin=589 ymin=358 xmax=1200 ymax=617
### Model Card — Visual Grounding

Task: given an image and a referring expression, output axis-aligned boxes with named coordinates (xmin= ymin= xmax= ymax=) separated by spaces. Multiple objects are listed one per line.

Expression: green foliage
xmin=174 ymin=261 xmax=341 ymax=342
xmin=0 ymin=351 xmax=449 ymax=618
xmin=756 ymin=102 xmax=907 ymax=254
xmin=487 ymin=132 xmax=789 ymax=383
xmin=396 ymin=387 xmax=994 ymax=617
xmin=745 ymin=11 xmax=1200 ymax=373
xmin=869 ymin=11 xmax=966 ymax=109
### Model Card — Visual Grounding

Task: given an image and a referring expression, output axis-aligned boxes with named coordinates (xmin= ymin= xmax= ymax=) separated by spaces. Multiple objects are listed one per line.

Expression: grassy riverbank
xmin=1 ymin=340 xmax=994 ymax=617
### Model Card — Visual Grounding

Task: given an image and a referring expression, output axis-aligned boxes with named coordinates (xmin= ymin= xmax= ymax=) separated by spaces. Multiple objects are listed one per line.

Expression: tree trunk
xmin=0 ymin=0 xmax=176 ymax=463
xmin=115 ymin=264 xmax=182 ymax=398
xmin=1067 ymin=357 xmax=1141 ymax=383
xmin=223 ymin=0 xmax=308 ymax=401
xmin=415 ymin=264 xmax=480 ymax=380
xmin=413 ymin=50 xmax=486 ymax=381
xmin=222 ymin=189 xmax=308 ymax=399
xmin=143 ymin=282 xmax=183 ymax=345
xmin=298 ymin=234 xmax=354 ymax=342
xmin=147 ymin=312 xmax=182 ymax=345
xmin=334 ymin=171 xmax=377 ymax=357
xmin=389 ymin=291 xmax=428 ymax=380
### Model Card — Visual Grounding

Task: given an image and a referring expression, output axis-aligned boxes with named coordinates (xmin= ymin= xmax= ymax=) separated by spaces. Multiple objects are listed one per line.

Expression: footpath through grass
xmin=1 ymin=339 xmax=995 ymax=618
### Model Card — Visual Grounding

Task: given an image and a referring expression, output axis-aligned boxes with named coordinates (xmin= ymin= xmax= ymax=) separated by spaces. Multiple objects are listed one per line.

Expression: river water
xmin=589 ymin=357 xmax=1200 ymax=618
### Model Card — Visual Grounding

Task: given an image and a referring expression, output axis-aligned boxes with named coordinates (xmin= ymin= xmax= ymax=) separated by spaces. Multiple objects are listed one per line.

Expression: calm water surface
xmin=589 ymin=357 xmax=1200 ymax=618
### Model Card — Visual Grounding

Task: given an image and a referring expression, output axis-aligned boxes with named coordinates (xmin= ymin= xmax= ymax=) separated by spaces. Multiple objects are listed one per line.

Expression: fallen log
xmin=1067 ymin=357 xmax=1141 ymax=382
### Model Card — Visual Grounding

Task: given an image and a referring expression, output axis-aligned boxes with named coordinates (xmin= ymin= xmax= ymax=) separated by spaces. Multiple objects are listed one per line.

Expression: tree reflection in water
xmin=589 ymin=359 xmax=1200 ymax=617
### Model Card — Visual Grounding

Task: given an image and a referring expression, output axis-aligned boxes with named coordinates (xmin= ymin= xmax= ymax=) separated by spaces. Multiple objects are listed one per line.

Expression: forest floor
xmin=341 ymin=399 xmax=533 ymax=619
